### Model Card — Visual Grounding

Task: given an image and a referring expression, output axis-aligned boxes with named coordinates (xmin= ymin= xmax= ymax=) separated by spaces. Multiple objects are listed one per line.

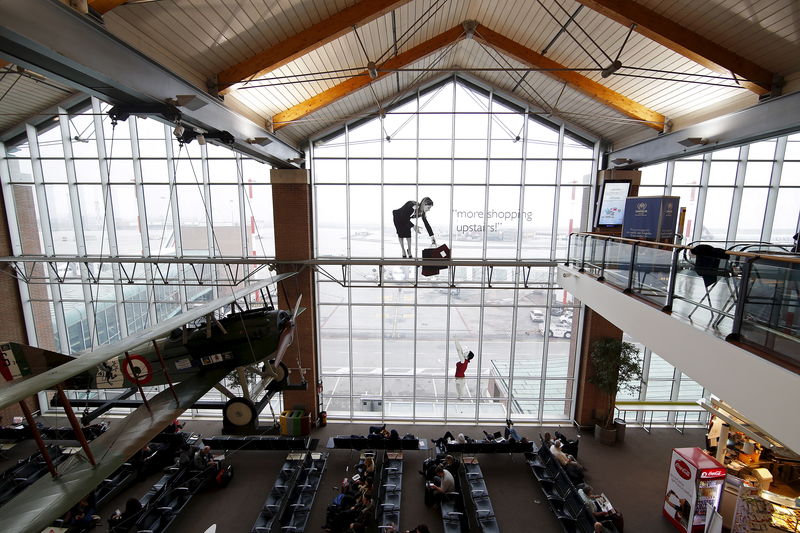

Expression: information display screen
xmin=596 ymin=180 xmax=631 ymax=227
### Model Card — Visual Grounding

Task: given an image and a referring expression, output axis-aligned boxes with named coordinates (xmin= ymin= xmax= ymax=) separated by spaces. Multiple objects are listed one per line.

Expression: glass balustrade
xmin=568 ymin=233 xmax=800 ymax=369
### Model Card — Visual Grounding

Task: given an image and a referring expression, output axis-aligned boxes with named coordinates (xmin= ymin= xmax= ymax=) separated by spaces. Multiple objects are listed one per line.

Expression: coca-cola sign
xmin=700 ymin=469 xmax=725 ymax=479
xmin=675 ymin=460 xmax=692 ymax=480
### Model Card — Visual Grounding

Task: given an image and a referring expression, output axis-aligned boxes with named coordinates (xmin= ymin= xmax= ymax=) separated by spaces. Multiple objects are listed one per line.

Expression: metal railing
xmin=566 ymin=233 xmax=800 ymax=370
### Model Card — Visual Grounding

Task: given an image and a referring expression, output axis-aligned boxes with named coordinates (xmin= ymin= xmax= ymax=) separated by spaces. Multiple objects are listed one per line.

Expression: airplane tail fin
xmin=0 ymin=342 xmax=74 ymax=383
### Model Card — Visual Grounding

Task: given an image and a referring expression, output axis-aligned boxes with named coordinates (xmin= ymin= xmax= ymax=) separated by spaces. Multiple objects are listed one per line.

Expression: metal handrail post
xmin=624 ymin=242 xmax=639 ymax=294
xmin=726 ymin=257 xmax=756 ymax=342
xmin=579 ymin=235 xmax=588 ymax=272
xmin=566 ymin=233 xmax=573 ymax=266
xmin=598 ymin=238 xmax=609 ymax=281
xmin=662 ymin=247 xmax=681 ymax=312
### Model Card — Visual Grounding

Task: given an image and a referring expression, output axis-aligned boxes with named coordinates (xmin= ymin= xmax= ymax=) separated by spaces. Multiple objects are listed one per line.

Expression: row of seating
xmin=280 ymin=452 xmax=327 ymax=532
xmin=0 ymin=445 xmax=67 ymax=508
xmin=526 ymin=446 xmax=618 ymax=533
xmin=461 ymin=458 xmax=500 ymax=533
xmin=109 ymin=456 xmax=215 ymax=533
xmin=440 ymin=440 xmax=532 ymax=454
xmin=252 ymin=453 xmax=307 ymax=533
xmin=376 ymin=451 xmax=402 ymax=531
xmin=0 ymin=423 xmax=108 ymax=442
xmin=202 ymin=435 xmax=312 ymax=451
xmin=331 ymin=435 xmax=422 ymax=450
xmin=251 ymin=451 xmax=327 ymax=533
xmin=439 ymin=461 xmax=470 ymax=533
xmin=94 ymin=461 xmax=139 ymax=510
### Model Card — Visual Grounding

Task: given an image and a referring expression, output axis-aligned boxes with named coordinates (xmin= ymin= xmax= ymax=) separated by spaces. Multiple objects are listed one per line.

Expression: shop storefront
xmin=702 ymin=400 xmax=800 ymax=532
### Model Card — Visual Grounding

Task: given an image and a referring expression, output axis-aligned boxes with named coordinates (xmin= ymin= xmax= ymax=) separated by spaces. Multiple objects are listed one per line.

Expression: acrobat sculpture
xmin=392 ymin=197 xmax=435 ymax=258
xmin=454 ymin=340 xmax=475 ymax=399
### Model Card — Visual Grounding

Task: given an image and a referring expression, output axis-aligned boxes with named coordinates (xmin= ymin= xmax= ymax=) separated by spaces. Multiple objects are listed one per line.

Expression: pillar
xmin=270 ymin=169 xmax=319 ymax=421
xmin=0 ymin=186 xmax=39 ymax=420
xmin=574 ymin=307 xmax=623 ymax=427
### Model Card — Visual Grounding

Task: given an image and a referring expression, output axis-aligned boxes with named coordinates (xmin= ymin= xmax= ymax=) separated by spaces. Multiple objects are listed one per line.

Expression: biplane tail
xmin=0 ymin=342 xmax=74 ymax=383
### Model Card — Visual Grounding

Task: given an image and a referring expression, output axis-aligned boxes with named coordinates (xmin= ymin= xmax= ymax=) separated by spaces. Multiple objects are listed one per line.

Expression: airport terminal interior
xmin=1 ymin=1 xmax=799 ymax=532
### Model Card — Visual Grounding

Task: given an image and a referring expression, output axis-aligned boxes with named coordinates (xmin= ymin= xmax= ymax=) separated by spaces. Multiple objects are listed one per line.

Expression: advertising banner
xmin=659 ymin=197 xmax=680 ymax=240
xmin=622 ymin=196 xmax=681 ymax=241
xmin=664 ymin=449 xmax=697 ymax=533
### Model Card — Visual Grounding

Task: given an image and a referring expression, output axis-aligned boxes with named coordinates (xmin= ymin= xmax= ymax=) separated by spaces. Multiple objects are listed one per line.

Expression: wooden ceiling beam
xmin=272 ymin=25 xmax=465 ymax=130
xmin=475 ymin=24 xmax=665 ymax=130
xmin=573 ymin=0 xmax=773 ymax=95
xmin=89 ymin=0 xmax=129 ymax=15
xmin=217 ymin=0 xmax=414 ymax=93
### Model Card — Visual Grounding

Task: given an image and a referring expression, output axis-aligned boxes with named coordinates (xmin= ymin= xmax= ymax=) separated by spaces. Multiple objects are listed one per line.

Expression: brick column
xmin=0 ymin=186 xmax=38 ymax=420
xmin=574 ymin=307 xmax=623 ymax=427
xmin=270 ymin=169 xmax=319 ymax=421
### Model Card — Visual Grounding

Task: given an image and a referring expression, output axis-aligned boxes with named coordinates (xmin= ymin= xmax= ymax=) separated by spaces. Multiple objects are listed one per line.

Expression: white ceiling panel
xmin=93 ymin=0 xmax=800 ymax=148
xmin=0 ymin=68 xmax=77 ymax=135
xmin=635 ymin=0 xmax=800 ymax=75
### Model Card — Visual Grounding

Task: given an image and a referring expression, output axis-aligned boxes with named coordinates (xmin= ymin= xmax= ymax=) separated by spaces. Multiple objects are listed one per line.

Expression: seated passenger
xmin=504 ymin=419 xmax=523 ymax=442
xmin=594 ymin=522 xmax=615 ymax=533
xmin=443 ymin=455 xmax=460 ymax=477
xmin=362 ymin=456 xmax=375 ymax=479
xmin=193 ymin=445 xmax=218 ymax=472
xmin=65 ymin=497 xmax=100 ymax=528
xmin=579 ymin=485 xmax=622 ymax=525
xmin=433 ymin=431 xmax=468 ymax=449
xmin=108 ymin=497 xmax=142 ymax=527
xmin=550 ymin=439 xmax=580 ymax=467
xmin=551 ymin=439 xmax=585 ymax=484
xmin=427 ymin=466 xmax=455 ymax=504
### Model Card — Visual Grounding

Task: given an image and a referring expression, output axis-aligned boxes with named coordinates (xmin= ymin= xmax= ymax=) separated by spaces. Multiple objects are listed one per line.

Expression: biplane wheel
xmin=223 ymin=397 xmax=257 ymax=428
xmin=268 ymin=359 xmax=289 ymax=386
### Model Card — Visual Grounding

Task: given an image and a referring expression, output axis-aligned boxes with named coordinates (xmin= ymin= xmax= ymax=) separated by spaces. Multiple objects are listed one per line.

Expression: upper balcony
xmin=558 ymin=233 xmax=800 ymax=452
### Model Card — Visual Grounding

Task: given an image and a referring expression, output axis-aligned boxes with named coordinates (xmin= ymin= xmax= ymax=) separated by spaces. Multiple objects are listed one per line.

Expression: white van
xmin=538 ymin=320 xmax=572 ymax=338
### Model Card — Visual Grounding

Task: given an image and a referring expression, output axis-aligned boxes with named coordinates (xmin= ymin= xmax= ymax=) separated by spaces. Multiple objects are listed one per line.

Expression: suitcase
xmin=421 ymin=244 xmax=451 ymax=276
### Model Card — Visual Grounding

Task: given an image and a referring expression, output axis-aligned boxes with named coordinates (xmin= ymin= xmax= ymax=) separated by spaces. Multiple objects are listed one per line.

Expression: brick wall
xmin=0 ymin=186 xmax=39 ymax=419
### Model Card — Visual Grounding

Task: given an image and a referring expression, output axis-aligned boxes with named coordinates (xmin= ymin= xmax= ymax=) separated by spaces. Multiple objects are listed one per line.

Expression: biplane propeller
xmin=0 ymin=274 xmax=302 ymax=533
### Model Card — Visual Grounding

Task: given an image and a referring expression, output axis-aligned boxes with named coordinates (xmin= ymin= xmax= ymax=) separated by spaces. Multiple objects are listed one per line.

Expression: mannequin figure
xmin=454 ymin=340 xmax=475 ymax=399
xmin=392 ymin=197 xmax=435 ymax=258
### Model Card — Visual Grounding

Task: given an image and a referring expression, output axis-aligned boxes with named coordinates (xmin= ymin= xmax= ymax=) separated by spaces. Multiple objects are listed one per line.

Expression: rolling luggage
xmin=421 ymin=244 xmax=451 ymax=276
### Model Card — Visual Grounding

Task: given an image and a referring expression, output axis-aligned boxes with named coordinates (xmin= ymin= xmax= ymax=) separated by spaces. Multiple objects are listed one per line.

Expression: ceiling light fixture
xmin=246 ymin=137 xmax=273 ymax=146
xmin=601 ymin=60 xmax=622 ymax=78
xmin=367 ymin=61 xmax=378 ymax=79
xmin=167 ymin=95 xmax=208 ymax=111
xmin=611 ymin=158 xmax=632 ymax=165
xmin=677 ymin=137 xmax=709 ymax=147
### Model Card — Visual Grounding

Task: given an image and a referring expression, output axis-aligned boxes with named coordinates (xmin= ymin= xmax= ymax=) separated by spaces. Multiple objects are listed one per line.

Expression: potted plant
xmin=588 ymin=337 xmax=642 ymax=444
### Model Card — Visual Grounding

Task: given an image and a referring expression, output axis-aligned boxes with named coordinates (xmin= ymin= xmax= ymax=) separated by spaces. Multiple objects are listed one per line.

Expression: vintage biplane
xmin=0 ymin=274 xmax=302 ymax=533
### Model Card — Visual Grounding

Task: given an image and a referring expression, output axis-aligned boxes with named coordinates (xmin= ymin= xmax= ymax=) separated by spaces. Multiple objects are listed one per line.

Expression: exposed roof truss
xmin=574 ymin=0 xmax=776 ymax=95
xmin=217 ymin=0 xmax=415 ymax=93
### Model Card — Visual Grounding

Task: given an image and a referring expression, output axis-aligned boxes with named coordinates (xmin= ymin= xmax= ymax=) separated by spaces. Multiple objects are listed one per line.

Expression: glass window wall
xmin=312 ymin=77 xmax=594 ymax=422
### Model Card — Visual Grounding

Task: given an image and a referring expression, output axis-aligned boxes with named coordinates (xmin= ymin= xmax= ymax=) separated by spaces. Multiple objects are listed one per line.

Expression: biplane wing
xmin=0 ymin=367 xmax=230 ymax=533
xmin=0 ymin=272 xmax=295 ymax=410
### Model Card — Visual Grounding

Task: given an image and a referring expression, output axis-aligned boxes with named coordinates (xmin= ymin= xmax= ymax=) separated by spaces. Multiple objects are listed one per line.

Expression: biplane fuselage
xmin=2 ymin=307 xmax=293 ymax=391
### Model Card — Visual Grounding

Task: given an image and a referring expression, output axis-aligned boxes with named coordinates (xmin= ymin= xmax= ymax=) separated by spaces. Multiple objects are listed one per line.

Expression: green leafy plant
xmin=588 ymin=338 xmax=642 ymax=428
